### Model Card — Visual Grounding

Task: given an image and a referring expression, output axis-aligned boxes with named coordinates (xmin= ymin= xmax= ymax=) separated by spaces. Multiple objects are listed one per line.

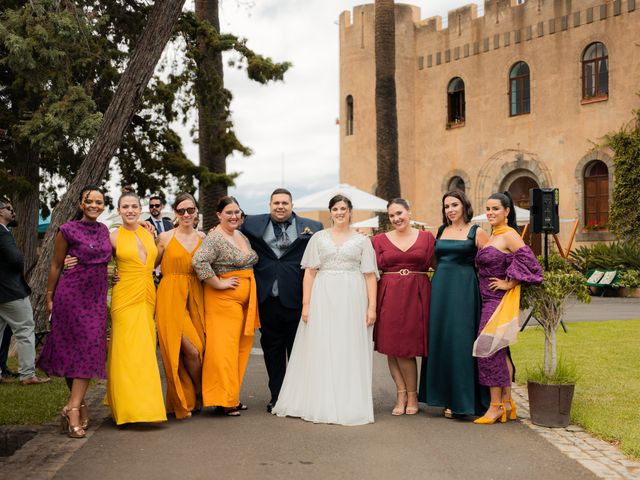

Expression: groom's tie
xmin=272 ymin=219 xmax=291 ymax=249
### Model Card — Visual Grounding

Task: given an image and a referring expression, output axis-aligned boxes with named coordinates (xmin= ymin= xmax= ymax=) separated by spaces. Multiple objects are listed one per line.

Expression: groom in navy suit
xmin=241 ymin=188 xmax=323 ymax=412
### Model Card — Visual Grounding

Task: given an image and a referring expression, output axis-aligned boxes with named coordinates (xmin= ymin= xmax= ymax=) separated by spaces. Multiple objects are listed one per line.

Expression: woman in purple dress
xmin=473 ymin=192 xmax=542 ymax=424
xmin=373 ymin=198 xmax=435 ymax=416
xmin=37 ymin=185 xmax=112 ymax=438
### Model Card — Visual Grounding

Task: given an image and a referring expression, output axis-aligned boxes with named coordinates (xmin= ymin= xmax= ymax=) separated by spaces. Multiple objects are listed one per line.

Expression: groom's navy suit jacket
xmin=241 ymin=213 xmax=323 ymax=310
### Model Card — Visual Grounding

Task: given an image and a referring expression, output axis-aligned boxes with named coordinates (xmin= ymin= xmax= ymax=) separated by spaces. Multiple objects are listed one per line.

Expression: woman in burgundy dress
xmin=37 ymin=185 xmax=112 ymax=438
xmin=373 ymin=198 xmax=435 ymax=416
xmin=473 ymin=192 xmax=542 ymax=424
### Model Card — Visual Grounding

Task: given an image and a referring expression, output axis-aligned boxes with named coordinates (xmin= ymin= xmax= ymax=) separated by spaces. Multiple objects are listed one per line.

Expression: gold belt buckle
xmin=399 ymin=269 xmax=410 ymax=276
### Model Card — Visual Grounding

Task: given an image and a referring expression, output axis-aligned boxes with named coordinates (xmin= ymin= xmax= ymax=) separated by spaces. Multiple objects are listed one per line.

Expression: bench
xmin=586 ymin=269 xmax=619 ymax=296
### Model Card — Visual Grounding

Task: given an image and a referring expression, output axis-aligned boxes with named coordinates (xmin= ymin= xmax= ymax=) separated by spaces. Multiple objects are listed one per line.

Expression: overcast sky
xmin=182 ymin=1 xmax=485 ymax=214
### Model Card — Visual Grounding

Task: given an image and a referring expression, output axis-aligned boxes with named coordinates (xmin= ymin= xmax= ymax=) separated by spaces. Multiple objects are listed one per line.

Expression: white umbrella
xmin=351 ymin=216 xmax=433 ymax=229
xmin=294 ymin=183 xmax=388 ymax=211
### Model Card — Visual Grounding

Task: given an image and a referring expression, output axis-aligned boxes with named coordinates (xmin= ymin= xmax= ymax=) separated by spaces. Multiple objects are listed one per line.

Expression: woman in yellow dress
xmin=106 ymin=189 xmax=166 ymax=425
xmin=192 ymin=196 xmax=260 ymax=416
xmin=155 ymin=193 xmax=206 ymax=419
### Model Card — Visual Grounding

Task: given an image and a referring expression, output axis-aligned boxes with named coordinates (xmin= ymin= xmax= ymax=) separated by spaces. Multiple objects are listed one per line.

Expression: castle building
xmin=339 ymin=0 xmax=640 ymax=248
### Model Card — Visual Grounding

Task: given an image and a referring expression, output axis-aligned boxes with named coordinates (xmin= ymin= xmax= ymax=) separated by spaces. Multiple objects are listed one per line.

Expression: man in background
xmin=0 ymin=198 xmax=50 ymax=385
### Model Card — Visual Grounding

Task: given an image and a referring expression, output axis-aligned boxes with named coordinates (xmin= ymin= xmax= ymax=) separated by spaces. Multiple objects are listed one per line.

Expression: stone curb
xmin=0 ymin=380 xmax=110 ymax=480
xmin=512 ymin=384 xmax=640 ymax=480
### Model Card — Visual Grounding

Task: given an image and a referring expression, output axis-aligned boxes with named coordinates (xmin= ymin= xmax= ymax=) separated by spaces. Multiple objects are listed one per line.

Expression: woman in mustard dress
xmin=192 ymin=196 xmax=260 ymax=416
xmin=155 ymin=193 xmax=206 ymax=419
xmin=106 ymin=190 xmax=166 ymax=425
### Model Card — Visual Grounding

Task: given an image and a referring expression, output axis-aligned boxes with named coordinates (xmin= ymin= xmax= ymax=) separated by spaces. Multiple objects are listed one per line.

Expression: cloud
xmin=181 ymin=1 xmax=483 ymax=214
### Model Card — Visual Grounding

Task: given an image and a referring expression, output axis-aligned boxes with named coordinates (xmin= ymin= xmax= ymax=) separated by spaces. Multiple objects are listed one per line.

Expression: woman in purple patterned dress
xmin=37 ymin=185 xmax=112 ymax=438
xmin=473 ymin=192 xmax=542 ymax=425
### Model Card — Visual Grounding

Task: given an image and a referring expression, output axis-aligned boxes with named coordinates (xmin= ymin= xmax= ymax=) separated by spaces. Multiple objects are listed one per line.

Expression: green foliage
xmin=605 ymin=109 xmax=640 ymax=241
xmin=0 ymin=0 xmax=291 ymax=212
xmin=521 ymin=254 xmax=590 ymax=379
xmin=525 ymin=356 xmax=578 ymax=385
xmin=618 ymin=270 xmax=640 ymax=288
xmin=569 ymin=240 xmax=640 ymax=273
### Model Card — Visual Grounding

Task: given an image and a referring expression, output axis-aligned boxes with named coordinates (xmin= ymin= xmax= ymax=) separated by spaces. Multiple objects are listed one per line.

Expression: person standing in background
xmin=0 ymin=198 xmax=50 ymax=386
xmin=146 ymin=195 xmax=173 ymax=235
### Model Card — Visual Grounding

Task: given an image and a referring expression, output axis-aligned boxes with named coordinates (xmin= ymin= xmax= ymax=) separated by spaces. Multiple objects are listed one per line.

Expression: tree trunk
xmin=28 ymin=0 xmax=187 ymax=331
xmin=374 ymin=0 xmax=401 ymax=230
xmin=13 ymin=145 xmax=40 ymax=277
xmin=195 ymin=0 xmax=227 ymax=231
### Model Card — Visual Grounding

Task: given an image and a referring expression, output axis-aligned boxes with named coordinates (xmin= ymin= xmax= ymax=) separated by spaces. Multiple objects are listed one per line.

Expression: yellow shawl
xmin=473 ymin=225 xmax=521 ymax=358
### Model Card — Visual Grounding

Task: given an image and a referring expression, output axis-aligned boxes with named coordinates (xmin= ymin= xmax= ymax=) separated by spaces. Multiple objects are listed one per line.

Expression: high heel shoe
xmin=79 ymin=404 xmax=89 ymax=430
xmin=405 ymin=391 xmax=419 ymax=415
xmin=392 ymin=390 xmax=407 ymax=416
xmin=61 ymin=406 xmax=86 ymax=439
xmin=473 ymin=402 xmax=507 ymax=424
xmin=504 ymin=397 xmax=517 ymax=421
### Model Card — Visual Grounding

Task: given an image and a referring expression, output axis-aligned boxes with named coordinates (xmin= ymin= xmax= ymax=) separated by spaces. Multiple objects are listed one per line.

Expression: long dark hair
xmin=73 ymin=185 xmax=104 ymax=221
xmin=216 ymin=195 xmax=240 ymax=213
xmin=441 ymin=190 xmax=473 ymax=225
xmin=328 ymin=194 xmax=353 ymax=211
xmin=488 ymin=191 xmax=517 ymax=229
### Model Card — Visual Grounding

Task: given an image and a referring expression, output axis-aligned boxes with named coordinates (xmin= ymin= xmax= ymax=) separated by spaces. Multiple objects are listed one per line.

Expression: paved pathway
xmin=1 ymin=297 xmax=639 ymax=480
xmin=0 ymin=349 xmax=604 ymax=480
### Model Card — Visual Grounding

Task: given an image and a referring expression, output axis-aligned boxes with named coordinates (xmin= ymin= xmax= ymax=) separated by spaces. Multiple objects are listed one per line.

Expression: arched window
xmin=582 ymin=42 xmax=608 ymax=99
xmin=346 ymin=95 xmax=354 ymax=136
xmin=447 ymin=77 xmax=465 ymax=126
xmin=448 ymin=176 xmax=466 ymax=192
xmin=583 ymin=160 xmax=609 ymax=228
xmin=509 ymin=62 xmax=530 ymax=116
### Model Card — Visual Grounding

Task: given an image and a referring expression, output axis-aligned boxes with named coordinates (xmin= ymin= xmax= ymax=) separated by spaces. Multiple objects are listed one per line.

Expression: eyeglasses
xmin=176 ymin=207 xmax=196 ymax=216
xmin=149 ymin=204 xmax=162 ymax=209
xmin=1 ymin=206 xmax=14 ymax=213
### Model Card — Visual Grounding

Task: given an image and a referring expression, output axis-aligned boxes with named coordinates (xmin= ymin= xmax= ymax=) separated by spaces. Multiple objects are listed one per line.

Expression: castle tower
xmin=339 ymin=0 xmax=640 ymax=247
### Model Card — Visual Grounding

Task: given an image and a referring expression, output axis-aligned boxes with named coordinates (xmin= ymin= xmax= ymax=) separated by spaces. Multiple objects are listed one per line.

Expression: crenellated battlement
xmin=341 ymin=0 xmax=638 ymax=65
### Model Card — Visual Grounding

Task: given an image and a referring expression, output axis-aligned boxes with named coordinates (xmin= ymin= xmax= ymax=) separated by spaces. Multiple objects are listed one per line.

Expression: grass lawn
xmin=0 ymin=358 xmax=68 ymax=425
xmin=511 ymin=319 xmax=640 ymax=460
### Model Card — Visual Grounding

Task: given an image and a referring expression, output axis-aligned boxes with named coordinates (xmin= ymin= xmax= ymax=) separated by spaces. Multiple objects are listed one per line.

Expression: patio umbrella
xmin=293 ymin=184 xmax=388 ymax=212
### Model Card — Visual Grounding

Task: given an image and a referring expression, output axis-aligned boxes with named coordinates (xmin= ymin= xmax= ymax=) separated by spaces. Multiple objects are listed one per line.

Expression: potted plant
xmin=520 ymin=254 xmax=591 ymax=427
xmin=618 ymin=270 xmax=640 ymax=298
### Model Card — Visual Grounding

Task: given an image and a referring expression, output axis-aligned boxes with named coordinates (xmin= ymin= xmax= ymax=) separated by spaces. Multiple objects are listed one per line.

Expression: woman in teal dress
xmin=419 ymin=190 xmax=489 ymax=417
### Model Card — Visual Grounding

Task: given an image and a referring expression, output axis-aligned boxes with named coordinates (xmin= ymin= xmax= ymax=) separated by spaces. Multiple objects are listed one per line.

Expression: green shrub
xmin=569 ymin=240 xmax=640 ymax=273
xmin=618 ymin=270 xmax=640 ymax=288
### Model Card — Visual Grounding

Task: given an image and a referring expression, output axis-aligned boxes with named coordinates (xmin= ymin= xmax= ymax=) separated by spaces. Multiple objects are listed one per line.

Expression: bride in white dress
xmin=272 ymin=195 xmax=379 ymax=425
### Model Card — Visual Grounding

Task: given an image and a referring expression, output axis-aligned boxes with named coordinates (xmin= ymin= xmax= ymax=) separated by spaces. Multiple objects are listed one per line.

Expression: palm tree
xmin=374 ymin=0 xmax=401 ymax=229
xmin=195 ymin=0 xmax=227 ymax=230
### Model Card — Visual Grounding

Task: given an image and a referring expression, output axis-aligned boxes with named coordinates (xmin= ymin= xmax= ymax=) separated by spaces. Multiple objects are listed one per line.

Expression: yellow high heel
xmin=505 ymin=397 xmax=517 ymax=421
xmin=474 ymin=402 xmax=507 ymax=424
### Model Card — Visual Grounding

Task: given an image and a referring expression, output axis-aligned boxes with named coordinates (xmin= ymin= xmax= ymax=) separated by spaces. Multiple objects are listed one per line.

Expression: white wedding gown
xmin=272 ymin=230 xmax=378 ymax=426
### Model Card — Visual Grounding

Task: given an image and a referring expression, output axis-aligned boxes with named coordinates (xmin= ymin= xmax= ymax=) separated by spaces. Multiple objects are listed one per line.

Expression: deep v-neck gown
xmin=106 ymin=226 xmax=166 ymax=425
xmin=372 ymin=230 xmax=435 ymax=357
xmin=272 ymin=230 xmax=379 ymax=425
xmin=156 ymin=234 xmax=205 ymax=419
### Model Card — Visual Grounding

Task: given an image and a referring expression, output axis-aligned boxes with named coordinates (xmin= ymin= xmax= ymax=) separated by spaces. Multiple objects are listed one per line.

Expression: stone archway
xmin=475 ymin=149 xmax=552 ymax=210
xmin=502 ymin=173 xmax=541 ymax=255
